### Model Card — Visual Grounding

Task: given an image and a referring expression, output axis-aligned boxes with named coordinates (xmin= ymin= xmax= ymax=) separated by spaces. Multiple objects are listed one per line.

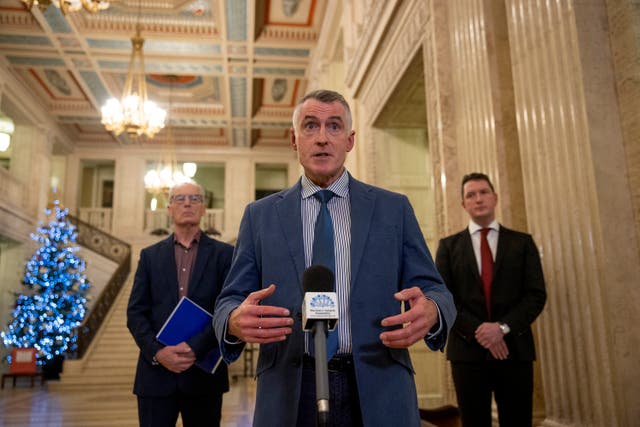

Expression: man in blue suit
xmin=213 ymin=90 xmax=456 ymax=426
xmin=127 ymin=181 xmax=234 ymax=427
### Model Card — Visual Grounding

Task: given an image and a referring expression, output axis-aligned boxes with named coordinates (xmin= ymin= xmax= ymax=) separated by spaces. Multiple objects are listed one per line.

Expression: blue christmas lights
xmin=1 ymin=201 xmax=91 ymax=365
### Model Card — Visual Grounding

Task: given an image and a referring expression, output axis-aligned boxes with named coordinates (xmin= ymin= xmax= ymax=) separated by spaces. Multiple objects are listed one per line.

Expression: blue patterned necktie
xmin=312 ymin=189 xmax=338 ymax=359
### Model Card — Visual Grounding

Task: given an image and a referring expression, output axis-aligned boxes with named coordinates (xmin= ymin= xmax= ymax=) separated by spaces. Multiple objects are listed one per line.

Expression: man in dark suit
xmin=127 ymin=181 xmax=233 ymax=427
xmin=435 ymin=172 xmax=546 ymax=427
xmin=213 ymin=89 xmax=456 ymax=426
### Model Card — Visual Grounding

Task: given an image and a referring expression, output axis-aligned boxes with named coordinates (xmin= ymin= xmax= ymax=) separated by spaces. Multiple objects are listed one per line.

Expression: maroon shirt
xmin=173 ymin=230 xmax=201 ymax=298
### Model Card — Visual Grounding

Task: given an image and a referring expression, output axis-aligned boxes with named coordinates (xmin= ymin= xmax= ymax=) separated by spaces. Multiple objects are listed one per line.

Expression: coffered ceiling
xmin=0 ymin=0 xmax=327 ymax=150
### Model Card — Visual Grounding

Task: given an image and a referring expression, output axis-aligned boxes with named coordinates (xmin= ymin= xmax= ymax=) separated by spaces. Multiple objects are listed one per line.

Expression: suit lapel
xmin=493 ymin=224 xmax=509 ymax=277
xmin=349 ymin=177 xmax=375 ymax=290
xmin=459 ymin=230 xmax=480 ymax=280
xmin=160 ymin=235 xmax=179 ymax=305
xmin=275 ymin=181 xmax=306 ymax=288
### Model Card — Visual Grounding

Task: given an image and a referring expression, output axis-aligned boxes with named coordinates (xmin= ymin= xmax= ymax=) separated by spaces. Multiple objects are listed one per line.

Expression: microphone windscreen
xmin=302 ymin=265 xmax=334 ymax=293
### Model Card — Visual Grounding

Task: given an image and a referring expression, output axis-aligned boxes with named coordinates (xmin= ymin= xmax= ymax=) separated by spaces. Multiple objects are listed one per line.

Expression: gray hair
xmin=169 ymin=181 xmax=205 ymax=199
xmin=292 ymin=89 xmax=353 ymax=133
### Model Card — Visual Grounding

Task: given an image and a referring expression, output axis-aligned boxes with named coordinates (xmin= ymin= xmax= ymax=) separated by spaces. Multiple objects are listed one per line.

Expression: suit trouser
xmin=137 ymin=392 xmax=223 ymax=427
xmin=296 ymin=355 xmax=363 ymax=427
xmin=451 ymin=360 xmax=533 ymax=427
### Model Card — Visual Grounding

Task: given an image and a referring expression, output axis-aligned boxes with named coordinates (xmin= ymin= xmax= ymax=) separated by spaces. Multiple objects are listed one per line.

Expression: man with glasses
xmin=127 ymin=181 xmax=234 ymax=427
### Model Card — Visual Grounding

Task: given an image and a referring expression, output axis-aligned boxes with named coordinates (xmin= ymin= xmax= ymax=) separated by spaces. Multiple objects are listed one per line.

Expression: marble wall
xmin=506 ymin=1 xmax=640 ymax=425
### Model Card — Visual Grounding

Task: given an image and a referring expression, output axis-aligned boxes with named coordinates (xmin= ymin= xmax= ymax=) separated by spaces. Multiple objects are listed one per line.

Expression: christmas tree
xmin=1 ymin=200 xmax=90 ymax=365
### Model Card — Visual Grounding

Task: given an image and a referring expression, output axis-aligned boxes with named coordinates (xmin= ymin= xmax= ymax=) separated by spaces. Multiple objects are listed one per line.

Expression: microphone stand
xmin=312 ymin=321 xmax=330 ymax=427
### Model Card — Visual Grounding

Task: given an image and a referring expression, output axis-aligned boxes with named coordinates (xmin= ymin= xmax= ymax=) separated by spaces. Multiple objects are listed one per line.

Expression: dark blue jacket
xmin=128 ymin=232 xmax=233 ymax=396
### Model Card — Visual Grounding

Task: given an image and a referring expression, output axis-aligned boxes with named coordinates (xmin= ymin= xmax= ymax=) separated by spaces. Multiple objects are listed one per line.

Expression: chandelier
xmin=143 ymin=76 xmax=196 ymax=210
xmin=144 ymin=161 xmax=195 ymax=211
xmin=101 ymin=22 xmax=166 ymax=139
xmin=21 ymin=0 xmax=110 ymax=15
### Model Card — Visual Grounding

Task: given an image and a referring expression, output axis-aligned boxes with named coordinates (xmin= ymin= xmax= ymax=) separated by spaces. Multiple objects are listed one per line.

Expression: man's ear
xmin=290 ymin=128 xmax=297 ymax=150
xmin=346 ymin=130 xmax=355 ymax=152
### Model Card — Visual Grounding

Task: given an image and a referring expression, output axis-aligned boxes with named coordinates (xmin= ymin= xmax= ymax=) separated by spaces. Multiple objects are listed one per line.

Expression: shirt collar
xmin=301 ymin=170 xmax=350 ymax=200
xmin=468 ymin=220 xmax=499 ymax=235
xmin=173 ymin=229 xmax=202 ymax=248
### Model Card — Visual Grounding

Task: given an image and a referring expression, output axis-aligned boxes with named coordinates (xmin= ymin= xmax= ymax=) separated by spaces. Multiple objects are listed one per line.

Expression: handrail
xmin=67 ymin=215 xmax=131 ymax=359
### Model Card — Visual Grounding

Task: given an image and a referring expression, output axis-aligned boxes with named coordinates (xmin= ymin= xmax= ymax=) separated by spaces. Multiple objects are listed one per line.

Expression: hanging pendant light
xmin=101 ymin=4 xmax=166 ymax=139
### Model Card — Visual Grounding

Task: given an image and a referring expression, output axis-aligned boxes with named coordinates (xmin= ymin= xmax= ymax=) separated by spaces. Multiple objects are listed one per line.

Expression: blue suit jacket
xmin=127 ymin=232 xmax=233 ymax=397
xmin=213 ymin=175 xmax=456 ymax=426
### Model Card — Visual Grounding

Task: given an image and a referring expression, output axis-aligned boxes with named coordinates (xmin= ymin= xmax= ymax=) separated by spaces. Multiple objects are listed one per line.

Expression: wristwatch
xmin=499 ymin=323 xmax=511 ymax=335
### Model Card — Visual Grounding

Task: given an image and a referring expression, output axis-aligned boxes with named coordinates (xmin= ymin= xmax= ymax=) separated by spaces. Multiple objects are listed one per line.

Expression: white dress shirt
xmin=468 ymin=220 xmax=499 ymax=275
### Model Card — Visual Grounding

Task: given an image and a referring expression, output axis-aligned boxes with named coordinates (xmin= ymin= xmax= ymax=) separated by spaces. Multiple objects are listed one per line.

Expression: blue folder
xmin=155 ymin=296 xmax=223 ymax=374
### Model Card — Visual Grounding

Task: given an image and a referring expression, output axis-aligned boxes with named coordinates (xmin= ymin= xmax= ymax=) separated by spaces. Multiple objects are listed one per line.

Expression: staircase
xmin=49 ymin=276 xmax=137 ymax=391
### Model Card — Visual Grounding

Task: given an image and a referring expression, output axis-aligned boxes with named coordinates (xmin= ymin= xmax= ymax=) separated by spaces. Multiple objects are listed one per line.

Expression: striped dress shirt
xmin=301 ymin=171 xmax=352 ymax=355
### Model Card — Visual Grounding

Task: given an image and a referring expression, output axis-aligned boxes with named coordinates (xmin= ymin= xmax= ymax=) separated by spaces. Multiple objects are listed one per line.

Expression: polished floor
xmin=0 ymin=375 xmax=256 ymax=427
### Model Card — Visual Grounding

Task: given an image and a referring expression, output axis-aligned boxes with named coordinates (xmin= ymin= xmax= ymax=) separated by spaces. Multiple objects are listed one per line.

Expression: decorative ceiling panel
xmin=0 ymin=0 xmax=326 ymax=149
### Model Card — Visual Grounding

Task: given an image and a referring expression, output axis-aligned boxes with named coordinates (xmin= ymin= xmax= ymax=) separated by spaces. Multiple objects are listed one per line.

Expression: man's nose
xmin=316 ymin=126 xmax=329 ymax=143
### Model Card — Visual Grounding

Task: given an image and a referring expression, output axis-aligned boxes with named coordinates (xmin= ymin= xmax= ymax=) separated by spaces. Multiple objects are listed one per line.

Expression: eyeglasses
xmin=171 ymin=194 xmax=204 ymax=204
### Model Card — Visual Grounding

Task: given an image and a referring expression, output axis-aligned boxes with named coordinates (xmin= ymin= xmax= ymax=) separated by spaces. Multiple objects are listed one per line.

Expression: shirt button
xmin=182 ymin=268 xmax=186 ymax=271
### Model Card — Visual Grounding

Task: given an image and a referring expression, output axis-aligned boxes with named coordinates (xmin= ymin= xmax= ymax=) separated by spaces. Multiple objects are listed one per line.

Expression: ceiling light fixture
xmin=182 ymin=162 xmax=197 ymax=178
xmin=21 ymin=0 xmax=110 ymax=15
xmin=0 ymin=112 xmax=15 ymax=152
xmin=101 ymin=3 xmax=165 ymax=139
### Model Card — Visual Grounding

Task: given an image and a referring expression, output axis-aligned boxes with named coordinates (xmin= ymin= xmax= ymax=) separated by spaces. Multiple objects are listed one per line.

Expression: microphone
xmin=301 ymin=265 xmax=338 ymax=427
xmin=302 ymin=265 xmax=338 ymax=332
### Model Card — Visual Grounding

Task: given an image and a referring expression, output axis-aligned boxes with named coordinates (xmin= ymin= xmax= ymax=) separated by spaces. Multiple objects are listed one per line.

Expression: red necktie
xmin=480 ymin=227 xmax=493 ymax=316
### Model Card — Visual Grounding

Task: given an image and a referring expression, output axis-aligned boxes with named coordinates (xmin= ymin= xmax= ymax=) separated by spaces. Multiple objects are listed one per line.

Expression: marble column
xmin=111 ymin=155 xmax=146 ymax=239
xmin=444 ymin=0 xmax=544 ymax=420
xmin=424 ymin=0 xmax=463 ymax=244
xmin=506 ymin=0 xmax=640 ymax=425
xmin=445 ymin=0 xmax=526 ymax=227
xmin=10 ymin=125 xmax=53 ymax=220
xmin=224 ymin=157 xmax=254 ymax=240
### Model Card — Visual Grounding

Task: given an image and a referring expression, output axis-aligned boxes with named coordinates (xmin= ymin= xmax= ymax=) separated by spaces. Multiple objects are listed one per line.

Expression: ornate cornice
xmin=0 ymin=9 xmax=40 ymax=29
xmin=344 ymin=0 xmax=400 ymax=95
xmin=70 ymin=14 xmax=218 ymax=37
xmin=259 ymin=27 xmax=319 ymax=43
xmin=359 ymin=0 xmax=427 ymax=125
